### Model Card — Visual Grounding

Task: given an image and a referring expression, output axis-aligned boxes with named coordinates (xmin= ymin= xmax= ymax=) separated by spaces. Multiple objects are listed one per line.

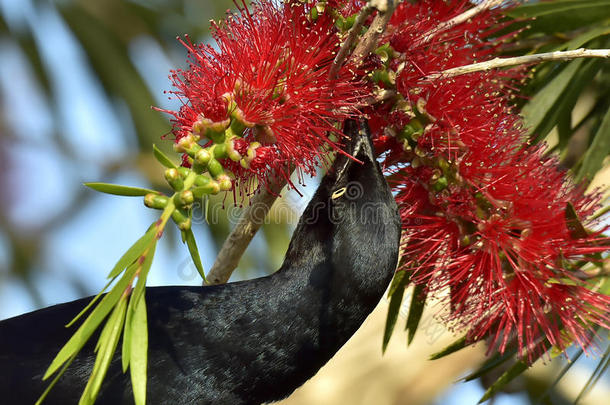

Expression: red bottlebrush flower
xmin=377 ymin=0 xmax=610 ymax=361
xmin=157 ymin=0 xmax=367 ymax=191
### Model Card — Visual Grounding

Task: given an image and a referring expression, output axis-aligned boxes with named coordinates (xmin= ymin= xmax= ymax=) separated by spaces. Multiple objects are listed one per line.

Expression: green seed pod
xmin=174 ymin=190 xmax=194 ymax=207
xmin=309 ymin=5 xmax=318 ymax=20
xmin=171 ymin=209 xmax=191 ymax=231
xmin=192 ymin=181 xmax=220 ymax=199
xmin=207 ymin=158 xmax=224 ymax=178
xmin=144 ymin=193 xmax=168 ymax=210
xmin=173 ymin=134 xmax=195 ymax=153
xmin=230 ymin=118 xmax=246 ymax=136
xmin=213 ymin=143 xmax=227 ymax=159
xmin=177 ymin=167 xmax=190 ymax=179
xmin=209 ymin=130 xmax=225 ymax=144
xmin=164 ymin=168 xmax=184 ymax=191
xmin=432 ymin=176 xmax=448 ymax=192
xmin=216 ymin=174 xmax=233 ymax=191
xmin=437 ymin=156 xmax=450 ymax=172
xmin=195 ymin=149 xmax=211 ymax=166
xmin=375 ymin=43 xmax=394 ymax=65
xmin=192 ymin=162 xmax=206 ymax=175
xmin=194 ymin=174 xmax=212 ymax=187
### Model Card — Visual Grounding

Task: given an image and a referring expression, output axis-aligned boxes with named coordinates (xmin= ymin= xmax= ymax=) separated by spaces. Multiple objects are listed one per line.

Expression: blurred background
xmin=0 ymin=0 xmax=608 ymax=404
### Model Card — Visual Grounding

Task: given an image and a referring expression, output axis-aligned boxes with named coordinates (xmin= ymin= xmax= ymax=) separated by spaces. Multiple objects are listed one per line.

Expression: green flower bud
xmin=213 ymin=143 xmax=227 ymax=159
xmin=177 ymin=167 xmax=190 ymax=179
xmin=164 ymin=168 xmax=184 ymax=191
xmin=144 ymin=193 xmax=168 ymax=210
xmin=195 ymin=149 xmax=211 ymax=166
xmin=173 ymin=134 xmax=196 ymax=153
xmin=192 ymin=162 xmax=206 ymax=175
xmin=192 ymin=181 xmax=220 ymax=198
xmin=310 ymin=5 xmax=318 ymax=20
xmin=171 ymin=209 xmax=191 ymax=231
xmin=375 ymin=43 xmax=394 ymax=65
xmin=194 ymin=174 xmax=212 ymax=187
xmin=174 ymin=190 xmax=194 ymax=207
xmin=216 ymin=174 xmax=233 ymax=191
xmin=192 ymin=114 xmax=230 ymax=141
xmin=432 ymin=176 xmax=448 ymax=192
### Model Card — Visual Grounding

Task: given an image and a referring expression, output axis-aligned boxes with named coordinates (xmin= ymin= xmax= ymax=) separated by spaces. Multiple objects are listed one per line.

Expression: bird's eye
xmin=331 ymin=187 xmax=347 ymax=200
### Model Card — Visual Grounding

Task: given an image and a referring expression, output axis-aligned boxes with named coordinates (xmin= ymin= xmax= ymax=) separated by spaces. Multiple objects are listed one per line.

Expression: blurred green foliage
xmin=0 ymin=0 xmax=293 ymax=300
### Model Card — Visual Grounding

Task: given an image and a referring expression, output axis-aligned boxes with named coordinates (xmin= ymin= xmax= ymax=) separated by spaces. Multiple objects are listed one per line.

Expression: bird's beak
xmin=334 ymin=119 xmax=376 ymax=181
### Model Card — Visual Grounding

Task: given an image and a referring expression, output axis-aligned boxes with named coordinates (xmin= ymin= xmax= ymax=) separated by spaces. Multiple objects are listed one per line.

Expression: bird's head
xmin=283 ymin=118 xmax=401 ymax=290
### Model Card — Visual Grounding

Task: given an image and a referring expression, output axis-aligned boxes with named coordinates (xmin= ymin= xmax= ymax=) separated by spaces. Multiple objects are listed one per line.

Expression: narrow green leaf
xmin=122 ymin=300 xmax=134 ymax=373
xmin=131 ymin=242 xmax=157 ymax=308
xmin=387 ymin=270 xmax=409 ymax=298
xmin=80 ymin=295 xmax=128 ymax=404
xmin=44 ymin=266 xmax=137 ymax=379
xmin=463 ymin=347 xmax=518 ymax=382
xmin=130 ymin=294 xmax=148 ymax=405
xmin=84 ymin=182 xmax=159 ymax=197
xmin=566 ymin=202 xmax=589 ymax=239
xmin=382 ymin=272 xmax=409 ymax=353
xmin=36 ymin=354 xmax=77 ymax=405
xmin=66 ymin=276 xmax=117 ymax=327
xmin=575 ymin=344 xmax=610 ymax=404
xmin=505 ymin=1 xmax=610 ymax=34
xmin=576 ymin=105 xmax=610 ymax=183
xmin=556 ymin=109 xmax=572 ymax=150
xmin=204 ymin=196 xmax=210 ymax=224
xmin=538 ymin=348 xmax=583 ymax=402
xmin=405 ymin=283 xmax=427 ymax=345
xmin=507 ymin=0 xmax=610 ymax=19
xmin=554 ymin=25 xmax=610 ymax=51
xmin=108 ymin=226 xmax=156 ymax=279
xmin=183 ymin=229 xmax=206 ymax=282
xmin=525 ymin=58 xmax=602 ymax=142
xmin=429 ymin=336 xmax=468 ymax=360
xmin=478 ymin=360 xmax=528 ymax=403
xmin=521 ymin=58 xmax=584 ymax=135
xmin=121 ymin=239 xmax=155 ymax=374
xmin=153 ymin=144 xmax=177 ymax=169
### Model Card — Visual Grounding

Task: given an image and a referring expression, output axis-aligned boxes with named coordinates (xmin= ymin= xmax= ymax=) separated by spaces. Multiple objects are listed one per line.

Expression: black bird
xmin=0 ymin=119 xmax=401 ymax=405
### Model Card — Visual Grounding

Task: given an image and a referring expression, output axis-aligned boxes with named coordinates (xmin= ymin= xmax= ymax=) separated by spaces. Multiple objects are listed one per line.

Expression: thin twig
xmin=329 ymin=2 xmax=376 ymax=79
xmin=424 ymin=49 xmax=610 ymax=80
xmin=350 ymin=0 xmax=396 ymax=68
xmin=420 ymin=0 xmax=503 ymax=45
xmin=205 ymin=177 xmax=288 ymax=285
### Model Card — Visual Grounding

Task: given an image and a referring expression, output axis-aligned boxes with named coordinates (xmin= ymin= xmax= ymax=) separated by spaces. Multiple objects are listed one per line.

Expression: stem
xmin=156 ymin=201 xmax=175 ymax=238
xmin=205 ymin=177 xmax=288 ymax=285
xmin=350 ymin=0 xmax=396 ymax=68
xmin=329 ymin=2 xmax=376 ymax=79
xmin=419 ymin=0 xmax=503 ymax=45
xmin=424 ymin=49 xmax=610 ymax=80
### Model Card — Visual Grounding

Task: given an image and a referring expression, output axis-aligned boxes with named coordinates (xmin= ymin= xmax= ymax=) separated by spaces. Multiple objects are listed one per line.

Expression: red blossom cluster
xmin=372 ymin=0 xmax=610 ymax=360
xmin=157 ymin=0 xmax=367 ymax=191
xmin=160 ymin=0 xmax=610 ymax=361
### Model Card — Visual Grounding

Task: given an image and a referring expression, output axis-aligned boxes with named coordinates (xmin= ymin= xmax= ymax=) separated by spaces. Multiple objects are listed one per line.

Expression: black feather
xmin=0 ymin=119 xmax=401 ymax=405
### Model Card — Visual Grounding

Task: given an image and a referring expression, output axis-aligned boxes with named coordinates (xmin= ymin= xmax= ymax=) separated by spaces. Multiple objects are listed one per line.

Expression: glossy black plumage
xmin=0 ymin=119 xmax=401 ymax=405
